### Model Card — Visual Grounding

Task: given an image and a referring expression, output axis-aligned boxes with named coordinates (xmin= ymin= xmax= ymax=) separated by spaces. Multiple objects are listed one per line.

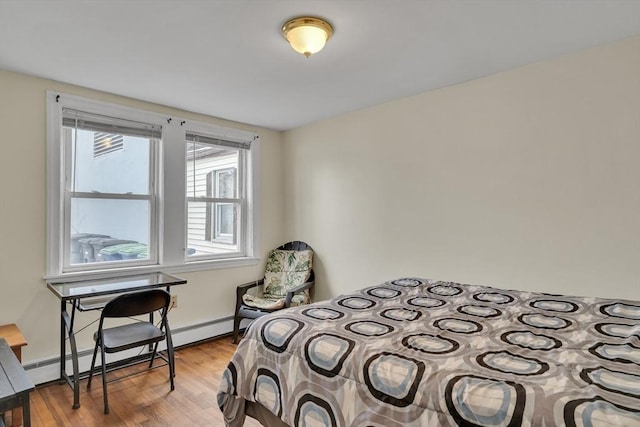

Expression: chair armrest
xmin=235 ymin=279 xmax=264 ymax=314
xmin=236 ymin=279 xmax=264 ymax=298
xmin=284 ymin=277 xmax=315 ymax=308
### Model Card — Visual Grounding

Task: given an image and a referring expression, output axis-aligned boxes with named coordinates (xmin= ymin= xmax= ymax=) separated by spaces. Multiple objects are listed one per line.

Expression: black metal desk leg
xmin=59 ymin=299 xmax=65 ymax=381
xmin=61 ymin=302 xmax=80 ymax=409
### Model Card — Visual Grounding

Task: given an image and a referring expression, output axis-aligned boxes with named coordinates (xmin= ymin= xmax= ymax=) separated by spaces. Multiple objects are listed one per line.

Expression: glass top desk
xmin=47 ymin=272 xmax=187 ymax=409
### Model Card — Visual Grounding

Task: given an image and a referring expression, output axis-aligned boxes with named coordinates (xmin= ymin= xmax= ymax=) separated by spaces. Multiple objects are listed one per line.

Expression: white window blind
xmin=185 ymin=132 xmax=252 ymax=151
xmin=63 ymin=109 xmax=162 ymax=139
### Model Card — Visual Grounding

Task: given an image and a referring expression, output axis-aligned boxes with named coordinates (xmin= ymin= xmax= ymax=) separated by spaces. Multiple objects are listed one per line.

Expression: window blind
xmin=62 ymin=108 xmax=162 ymax=139
xmin=185 ymin=132 xmax=251 ymax=150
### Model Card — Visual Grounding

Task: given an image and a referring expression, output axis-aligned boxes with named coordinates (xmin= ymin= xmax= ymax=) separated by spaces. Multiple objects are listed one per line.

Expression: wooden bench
xmin=0 ymin=338 xmax=34 ymax=427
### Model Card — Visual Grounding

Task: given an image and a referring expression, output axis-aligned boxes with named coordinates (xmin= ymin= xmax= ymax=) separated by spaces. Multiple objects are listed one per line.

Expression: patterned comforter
xmin=217 ymin=278 xmax=640 ymax=426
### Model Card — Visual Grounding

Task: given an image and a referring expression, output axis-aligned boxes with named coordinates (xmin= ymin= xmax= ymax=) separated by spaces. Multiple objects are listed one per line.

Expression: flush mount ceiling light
xmin=281 ymin=16 xmax=333 ymax=58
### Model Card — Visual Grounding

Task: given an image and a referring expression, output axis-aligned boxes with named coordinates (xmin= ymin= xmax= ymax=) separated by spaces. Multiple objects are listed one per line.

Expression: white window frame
xmin=46 ymin=92 xmax=260 ymax=280
xmin=60 ymin=108 xmax=161 ymax=272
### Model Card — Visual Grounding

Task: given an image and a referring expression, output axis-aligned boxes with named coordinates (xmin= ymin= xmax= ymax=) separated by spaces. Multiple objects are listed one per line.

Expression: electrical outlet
xmin=170 ymin=294 xmax=178 ymax=309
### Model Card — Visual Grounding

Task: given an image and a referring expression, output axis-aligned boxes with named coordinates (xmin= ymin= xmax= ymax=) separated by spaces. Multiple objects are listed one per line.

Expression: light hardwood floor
xmin=15 ymin=337 xmax=261 ymax=427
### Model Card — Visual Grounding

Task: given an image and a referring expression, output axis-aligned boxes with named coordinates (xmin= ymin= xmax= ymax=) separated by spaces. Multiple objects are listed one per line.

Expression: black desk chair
xmin=87 ymin=289 xmax=175 ymax=414
xmin=233 ymin=241 xmax=314 ymax=343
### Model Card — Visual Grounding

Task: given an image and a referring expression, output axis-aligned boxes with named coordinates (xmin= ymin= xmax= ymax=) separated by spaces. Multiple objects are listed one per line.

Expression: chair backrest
xmin=263 ymin=241 xmax=314 ymax=299
xmin=278 ymin=241 xmax=313 ymax=252
xmin=102 ymin=289 xmax=170 ymax=319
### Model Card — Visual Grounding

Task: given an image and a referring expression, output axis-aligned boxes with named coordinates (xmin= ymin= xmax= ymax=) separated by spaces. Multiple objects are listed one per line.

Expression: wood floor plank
xmin=29 ymin=337 xmax=263 ymax=427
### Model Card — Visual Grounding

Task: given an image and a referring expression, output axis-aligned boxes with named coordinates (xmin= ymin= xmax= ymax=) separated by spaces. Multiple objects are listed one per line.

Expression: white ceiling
xmin=1 ymin=1 xmax=638 ymax=131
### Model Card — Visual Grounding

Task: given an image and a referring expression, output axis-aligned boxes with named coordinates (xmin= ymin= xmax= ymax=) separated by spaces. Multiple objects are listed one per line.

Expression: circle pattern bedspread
xmin=218 ymin=278 xmax=640 ymax=426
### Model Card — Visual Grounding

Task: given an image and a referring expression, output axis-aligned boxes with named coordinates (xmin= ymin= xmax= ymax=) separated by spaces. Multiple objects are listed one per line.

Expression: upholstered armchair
xmin=232 ymin=241 xmax=314 ymax=343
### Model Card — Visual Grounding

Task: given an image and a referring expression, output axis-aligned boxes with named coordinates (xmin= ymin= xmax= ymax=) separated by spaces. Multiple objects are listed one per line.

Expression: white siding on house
xmin=186 ymin=149 xmax=238 ymax=255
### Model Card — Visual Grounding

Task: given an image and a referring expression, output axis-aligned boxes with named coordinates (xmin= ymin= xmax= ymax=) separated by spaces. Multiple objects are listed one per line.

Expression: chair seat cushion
xmin=241 ymin=294 xmax=285 ymax=310
xmin=98 ymin=322 xmax=165 ymax=353
xmin=262 ymin=249 xmax=313 ymax=300
xmin=242 ymin=293 xmax=310 ymax=310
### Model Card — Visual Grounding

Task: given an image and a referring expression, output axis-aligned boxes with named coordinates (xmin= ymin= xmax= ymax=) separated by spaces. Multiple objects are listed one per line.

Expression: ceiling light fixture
xmin=281 ymin=16 xmax=333 ymax=58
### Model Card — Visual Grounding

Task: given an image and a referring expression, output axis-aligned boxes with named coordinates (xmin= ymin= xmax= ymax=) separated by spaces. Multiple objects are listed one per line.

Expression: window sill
xmin=44 ymin=257 xmax=261 ymax=283
xmin=165 ymin=257 xmax=261 ymax=274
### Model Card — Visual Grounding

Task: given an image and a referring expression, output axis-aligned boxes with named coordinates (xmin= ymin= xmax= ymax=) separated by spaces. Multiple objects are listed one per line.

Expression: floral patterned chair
xmin=232 ymin=241 xmax=314 ymax=343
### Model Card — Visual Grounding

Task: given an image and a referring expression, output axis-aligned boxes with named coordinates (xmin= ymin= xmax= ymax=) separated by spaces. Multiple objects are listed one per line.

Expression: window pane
xmin=187 ymin=201 xmax=239 ymax=256
xmin=70 ymin=198 xmax=150 ymax=264
xmin=66 ymin=127 xmax=151 ymax=194
xmin=186 ymin=142 xmax=238 ymax=198
xmin=216 ymin=203 xmax=234 ymax=238
xmin=215 ymin=169 xmax=236 ymax=198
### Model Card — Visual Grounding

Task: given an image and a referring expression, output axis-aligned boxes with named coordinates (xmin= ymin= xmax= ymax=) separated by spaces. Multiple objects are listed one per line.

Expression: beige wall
xmin=0 ymin=70 xmax=285 ymax=364
xmin=284 ymin=36 xmax=640 ymax=302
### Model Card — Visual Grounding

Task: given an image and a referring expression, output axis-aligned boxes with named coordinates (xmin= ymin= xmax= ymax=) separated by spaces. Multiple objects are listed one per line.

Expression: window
xmin=62 ymin=109 xmax=159 ymax=270
xmin=186 ymin=133 xmax=248 ymax=258
xmin=47 ymin=92 xmax=259 ymax=278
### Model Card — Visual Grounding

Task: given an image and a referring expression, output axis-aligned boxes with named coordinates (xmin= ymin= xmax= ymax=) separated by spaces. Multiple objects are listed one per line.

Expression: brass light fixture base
xmin=281 ymin=16 xmax=334 ymax=58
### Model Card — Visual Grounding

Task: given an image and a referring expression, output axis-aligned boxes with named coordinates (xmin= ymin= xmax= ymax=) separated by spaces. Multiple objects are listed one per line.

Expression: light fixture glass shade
xmin=282 ymin=17 xmax=333 ymax=58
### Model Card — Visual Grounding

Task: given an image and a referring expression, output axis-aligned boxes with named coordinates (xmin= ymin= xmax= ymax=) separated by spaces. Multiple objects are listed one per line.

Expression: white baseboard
xmin=24 ymin=314 xmax=250 ymax=386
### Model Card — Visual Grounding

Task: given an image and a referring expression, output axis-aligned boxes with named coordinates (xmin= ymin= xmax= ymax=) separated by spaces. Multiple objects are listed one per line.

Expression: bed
xmin=217 ymin=277 xmax=640 ymax=426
